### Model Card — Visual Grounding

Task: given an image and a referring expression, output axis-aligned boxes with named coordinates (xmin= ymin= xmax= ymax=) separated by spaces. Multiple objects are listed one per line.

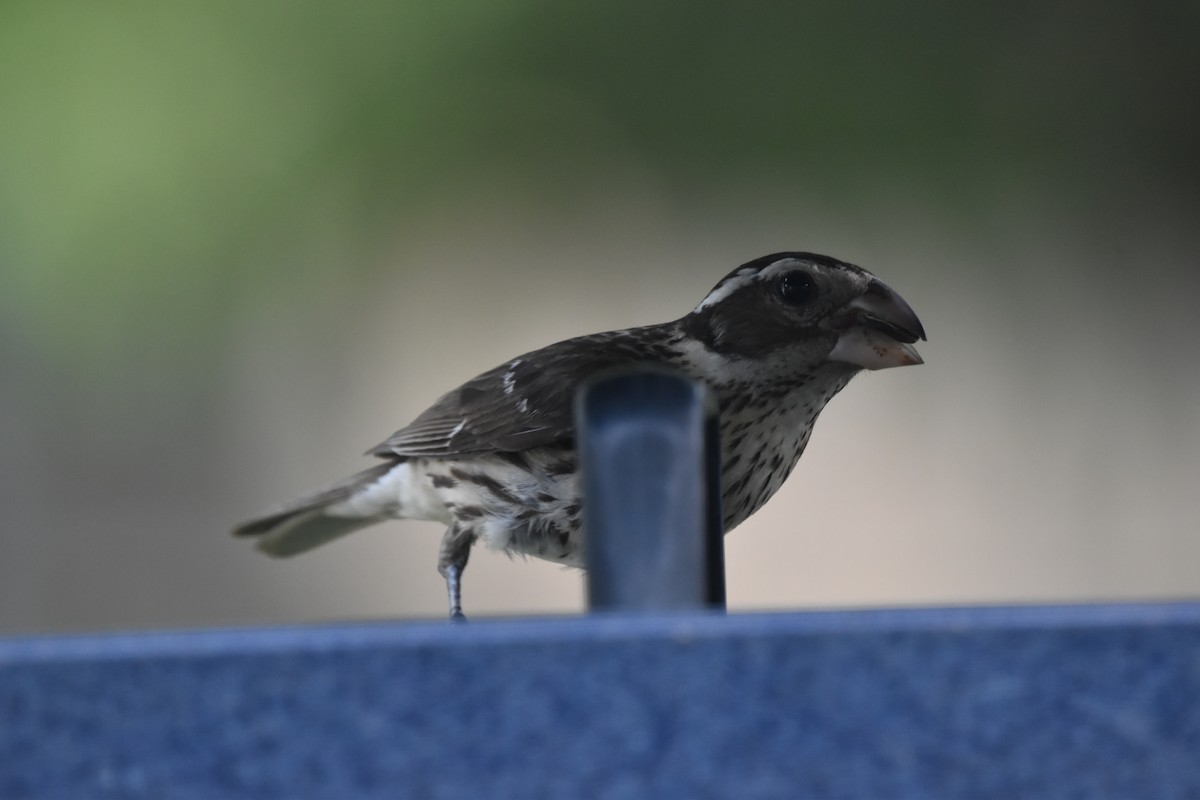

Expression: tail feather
xmin=232 ymin=461 xmax=399 ymax=557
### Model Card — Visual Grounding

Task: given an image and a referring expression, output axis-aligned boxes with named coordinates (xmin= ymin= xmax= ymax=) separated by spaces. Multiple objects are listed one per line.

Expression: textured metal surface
xmin=579 ymin=369 xmax=724 ymax=611
xmin=4 ymin=603 xmax=1200 ymax=799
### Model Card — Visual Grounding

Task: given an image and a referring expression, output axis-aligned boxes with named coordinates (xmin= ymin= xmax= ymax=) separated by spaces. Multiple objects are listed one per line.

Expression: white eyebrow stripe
xmin=693 ymin=258 xmax=802 ymax=312
xmin=755 ymin=260 xmax=804 ymax=280
xmin=694 ymin=268 xmax=758 ymax=312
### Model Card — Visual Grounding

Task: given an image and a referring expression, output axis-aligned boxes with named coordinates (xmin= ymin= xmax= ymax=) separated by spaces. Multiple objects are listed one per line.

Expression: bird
xmin=233 ymin=252 xmax=926 ymax=619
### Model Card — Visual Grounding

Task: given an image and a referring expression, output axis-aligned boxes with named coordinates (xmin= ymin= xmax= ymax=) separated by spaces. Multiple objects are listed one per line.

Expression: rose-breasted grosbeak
xmin=233 ymin=252 xmax=926 ymax=618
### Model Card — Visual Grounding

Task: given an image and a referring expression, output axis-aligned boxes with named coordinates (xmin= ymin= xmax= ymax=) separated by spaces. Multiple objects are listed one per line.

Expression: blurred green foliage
xmin=1 ymin=2 xmax=1196 ymax=367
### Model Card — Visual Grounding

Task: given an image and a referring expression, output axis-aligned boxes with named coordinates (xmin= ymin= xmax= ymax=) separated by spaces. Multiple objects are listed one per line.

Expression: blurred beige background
xmin=2 ymin=3 xmax=1197 ymax=634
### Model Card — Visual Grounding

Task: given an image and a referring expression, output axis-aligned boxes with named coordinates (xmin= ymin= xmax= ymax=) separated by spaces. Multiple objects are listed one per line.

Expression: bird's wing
xmin=367 ymin=327 xmax=675 ymax=458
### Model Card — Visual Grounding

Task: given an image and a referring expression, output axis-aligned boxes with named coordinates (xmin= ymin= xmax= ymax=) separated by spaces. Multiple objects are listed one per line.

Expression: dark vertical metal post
xmin=578 ymin=368 xmax=725 ymax=611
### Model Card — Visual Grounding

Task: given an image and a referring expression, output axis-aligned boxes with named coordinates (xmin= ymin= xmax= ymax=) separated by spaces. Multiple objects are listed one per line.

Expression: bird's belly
xmin=416 ymin=450 xmax=585 ymax=566
xmin=409 ymin=375 xmax=844 ymax=565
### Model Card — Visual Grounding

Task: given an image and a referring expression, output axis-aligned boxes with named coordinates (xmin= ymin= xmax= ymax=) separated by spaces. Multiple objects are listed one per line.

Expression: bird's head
xmin=682 ymin=252 xmax=926 ymax=372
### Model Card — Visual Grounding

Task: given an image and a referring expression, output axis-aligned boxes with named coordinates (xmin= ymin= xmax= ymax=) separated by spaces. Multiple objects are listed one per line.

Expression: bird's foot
xmin=443 ymin=562 xmax=468 ymax=623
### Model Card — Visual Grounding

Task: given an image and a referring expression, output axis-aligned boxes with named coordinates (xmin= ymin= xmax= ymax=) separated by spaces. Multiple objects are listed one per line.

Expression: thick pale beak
xmin=827 ymin=278 xmax=926 ymax=370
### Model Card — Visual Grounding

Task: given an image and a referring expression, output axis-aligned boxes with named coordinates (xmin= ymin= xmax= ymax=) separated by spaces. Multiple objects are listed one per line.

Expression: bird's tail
xmin=232 ymin=460 xmax=401 ymax=557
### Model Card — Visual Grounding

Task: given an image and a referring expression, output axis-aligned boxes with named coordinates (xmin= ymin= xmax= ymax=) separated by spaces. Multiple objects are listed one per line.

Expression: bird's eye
xmin=777 ymin=272 xmax=818 ymax=305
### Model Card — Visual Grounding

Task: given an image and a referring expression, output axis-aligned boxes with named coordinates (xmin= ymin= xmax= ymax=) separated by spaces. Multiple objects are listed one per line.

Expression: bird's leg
xmin=437 ymin=524 xmax=474 ymax=622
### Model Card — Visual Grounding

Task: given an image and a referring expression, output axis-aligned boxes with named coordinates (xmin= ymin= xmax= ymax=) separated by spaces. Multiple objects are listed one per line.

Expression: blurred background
xmin=2 ymin=2 xmax=1197 ymax=634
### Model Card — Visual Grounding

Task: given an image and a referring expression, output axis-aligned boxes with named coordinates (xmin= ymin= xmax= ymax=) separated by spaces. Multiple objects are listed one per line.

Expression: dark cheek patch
xmin=712 ymin=305 xmax=821 ymax=358
xmin=696 ymin=283 xmax=836 ymax=358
